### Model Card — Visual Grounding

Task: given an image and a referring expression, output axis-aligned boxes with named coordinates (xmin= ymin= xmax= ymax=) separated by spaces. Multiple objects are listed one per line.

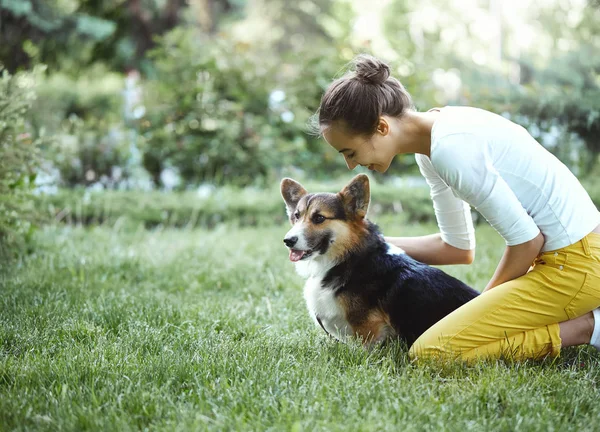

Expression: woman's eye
xmin=313 ymin=214 xmax=326 ymax=224
xmin=348 ymin=153 xmax=355 ymax=159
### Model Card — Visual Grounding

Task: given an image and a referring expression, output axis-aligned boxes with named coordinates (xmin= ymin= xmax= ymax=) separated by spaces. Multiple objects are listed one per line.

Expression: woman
xmin=315 ymin=54 xmax=600 ymax=362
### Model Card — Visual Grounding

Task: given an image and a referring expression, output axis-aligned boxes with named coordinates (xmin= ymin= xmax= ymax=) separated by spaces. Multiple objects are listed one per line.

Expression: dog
xmin=280 ymin=173 xmax=479 ymax=347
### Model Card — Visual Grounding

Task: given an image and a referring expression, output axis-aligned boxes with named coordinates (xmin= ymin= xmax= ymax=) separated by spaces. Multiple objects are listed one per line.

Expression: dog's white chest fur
xmin=303 ymin=276 xmax=350 ymax=340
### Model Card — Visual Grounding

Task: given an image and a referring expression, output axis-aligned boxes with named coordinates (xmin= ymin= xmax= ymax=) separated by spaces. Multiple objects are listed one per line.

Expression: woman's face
xmin=322 ymin=118 xmax=396 ymax=173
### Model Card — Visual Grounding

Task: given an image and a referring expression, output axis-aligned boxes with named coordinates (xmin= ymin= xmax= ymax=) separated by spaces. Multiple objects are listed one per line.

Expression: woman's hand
xmin=482 ymin=231 xmax=545 ymax=293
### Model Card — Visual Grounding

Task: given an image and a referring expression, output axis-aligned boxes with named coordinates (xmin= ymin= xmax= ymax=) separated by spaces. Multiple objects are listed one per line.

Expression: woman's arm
xmin=482 ymin=231 xmax=544 ymax=292
xmin=385 ymin=233 xmax=474 ymax=265
xmin=429 ymin=134 xmax=545 ymax=292
xmin=414 ymin=154 xmax=477 ymax=260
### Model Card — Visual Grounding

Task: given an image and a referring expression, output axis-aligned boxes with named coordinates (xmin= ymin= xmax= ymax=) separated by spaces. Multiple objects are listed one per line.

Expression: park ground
xmin=2 ymin=218 xmax=600 ymax=431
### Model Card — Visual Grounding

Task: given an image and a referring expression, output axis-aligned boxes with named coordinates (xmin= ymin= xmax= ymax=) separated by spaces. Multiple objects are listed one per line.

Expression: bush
xmin=582 ymin=177 xmax=600 ymax=209
xmin=48 ymin=116 xmax=133 ymax=187
xmin=35 ymin=181 xmax=434 ymax=229
xmin=30 ymin=66 xmax=131 ymax=187
xmin=0 ymin=66 xmax=43 ymax=258
xmin=30 ymin=65 xmax=124 ymax=134
xmin=141 ymin=28 xmax=355 ymax=188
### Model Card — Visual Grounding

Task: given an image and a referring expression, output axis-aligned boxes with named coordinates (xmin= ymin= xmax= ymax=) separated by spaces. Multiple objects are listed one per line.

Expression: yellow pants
xmin=409 ymin=232 xmax=600 ymax=362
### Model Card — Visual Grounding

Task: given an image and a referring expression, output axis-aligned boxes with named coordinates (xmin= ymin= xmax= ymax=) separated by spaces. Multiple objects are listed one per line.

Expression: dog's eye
xmin=312 ymin=214 xmax=326 ymax=224
xmin=294 ymin=211 xmax=300 ymax=220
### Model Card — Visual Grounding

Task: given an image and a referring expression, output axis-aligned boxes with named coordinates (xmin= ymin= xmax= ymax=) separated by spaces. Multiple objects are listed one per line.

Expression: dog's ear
xmin=280 ymin=178 xmax=308 ymax=222
xmin=339 ymin=174 xmax=370 ymax=219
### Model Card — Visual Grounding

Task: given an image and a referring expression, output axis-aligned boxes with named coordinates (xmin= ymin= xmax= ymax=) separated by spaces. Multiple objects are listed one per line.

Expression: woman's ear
xmin=376 ymin=117 xmax=390 ymax=136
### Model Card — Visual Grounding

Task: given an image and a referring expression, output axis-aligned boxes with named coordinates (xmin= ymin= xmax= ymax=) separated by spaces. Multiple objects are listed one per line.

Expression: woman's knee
xmin=408 ymin=331 xmax=448 ymax=362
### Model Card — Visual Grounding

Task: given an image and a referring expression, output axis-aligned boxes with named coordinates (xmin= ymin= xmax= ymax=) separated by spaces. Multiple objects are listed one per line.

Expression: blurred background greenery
xmin=1 ymin=0 xmax=600 ymax=257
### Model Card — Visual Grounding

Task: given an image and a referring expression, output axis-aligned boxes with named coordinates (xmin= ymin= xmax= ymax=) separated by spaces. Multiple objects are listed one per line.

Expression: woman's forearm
xmin=384 ymin=233 xmax=474 ymax=265
xmin=483 ymin=232 xmax=545 ymax=292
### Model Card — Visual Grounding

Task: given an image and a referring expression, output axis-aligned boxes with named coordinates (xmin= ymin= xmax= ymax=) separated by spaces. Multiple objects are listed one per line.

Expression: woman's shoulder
xmin=433 ymin=106 xmax=514 ymax=135
xmin=431 ymin=106 xmax=471 ymax=144
xmin=429 ymin=132 xmax=488 ymax=187
xmin=431 ymin=106 xmax=512 ymax=153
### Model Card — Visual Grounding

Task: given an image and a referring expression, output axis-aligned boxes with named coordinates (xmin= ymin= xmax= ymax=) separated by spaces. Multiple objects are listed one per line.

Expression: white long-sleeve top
xmin=415 ymin=106 xmax=600 ymax=252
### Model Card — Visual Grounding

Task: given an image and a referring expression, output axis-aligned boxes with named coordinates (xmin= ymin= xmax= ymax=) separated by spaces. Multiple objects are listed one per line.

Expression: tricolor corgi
xmin=281 ymin=174 xmax=479 ymax=347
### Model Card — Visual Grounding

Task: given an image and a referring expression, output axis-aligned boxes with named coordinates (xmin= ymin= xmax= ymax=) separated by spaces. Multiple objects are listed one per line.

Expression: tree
xmin=0 ymin=0 xmax=243 ymax=74
xmin=0 ymin=0 xmax=115 ymax=71
xmin=508 ymin=1 xmax=600 ymax=172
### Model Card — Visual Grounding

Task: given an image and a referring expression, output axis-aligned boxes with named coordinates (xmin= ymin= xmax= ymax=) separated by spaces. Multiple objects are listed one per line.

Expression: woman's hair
xmin=311 ymin=54 xmax=415 ymax=137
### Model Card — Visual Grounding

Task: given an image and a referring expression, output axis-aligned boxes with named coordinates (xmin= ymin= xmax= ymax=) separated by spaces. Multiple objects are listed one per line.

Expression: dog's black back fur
xmin=322 ymin=221 xmax=479 ymax=345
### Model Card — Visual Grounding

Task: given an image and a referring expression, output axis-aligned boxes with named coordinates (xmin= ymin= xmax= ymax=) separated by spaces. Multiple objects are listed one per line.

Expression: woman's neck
xmin=392 ymin=110 xmax=439 ymax=157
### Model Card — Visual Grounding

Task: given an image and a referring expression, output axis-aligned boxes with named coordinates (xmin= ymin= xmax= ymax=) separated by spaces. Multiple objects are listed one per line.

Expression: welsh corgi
xmin=281 ymin=174 xmax=479 ymax=347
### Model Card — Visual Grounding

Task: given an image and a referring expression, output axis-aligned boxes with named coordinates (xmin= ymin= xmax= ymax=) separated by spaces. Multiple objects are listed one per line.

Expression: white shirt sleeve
xmin=416 ymin=154 xmax=476 ymax=250
xmin=430 ymin=133 xmax=541 ymax=246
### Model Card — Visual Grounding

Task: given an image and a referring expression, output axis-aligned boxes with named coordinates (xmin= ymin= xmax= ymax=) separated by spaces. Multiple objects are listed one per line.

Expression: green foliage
xmin=142 ymin=28 xmax=273 ymax=186
xmin=0 ymin=0 xmax=116 ymax=71
xmin=140 ymin=7 xmax=434 ymax=188
xmin=498 ymin=2 xmax=600 ymax=172
xmin=6 ymin=0 xmax=600 ymax=189
xmin=502 ymin=33 xmax=600 ymax=173
xmin=35 ymin=182 xmax=434 ymax=229
xmin=0 ymin=0 xmax=114 ymax=36
xmin=581 ymin=176 xmax=600 ymax=209
xmin=35 ymin=175 xmax=600 ymax=238
xmin=2 ymin=223 xmax=600 ymax=429
xmin=49 ymin=118 xmax=132 ymax=187
xmin=0 ymin=66 xmax=43 ymax=256
xmin=37 ymin=187 xmax=288 ymax=229
xmin=142 ymin=27 xmax=353 ymax=187
xmin=29 ymin=67 xmax=129 ymax=186
xmin=30 ymin=65 xmax=124 ymax=133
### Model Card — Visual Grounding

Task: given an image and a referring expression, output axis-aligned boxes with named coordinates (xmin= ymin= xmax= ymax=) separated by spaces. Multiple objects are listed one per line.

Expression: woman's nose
xmin=344 ymin=156 xmax=358 ymax=170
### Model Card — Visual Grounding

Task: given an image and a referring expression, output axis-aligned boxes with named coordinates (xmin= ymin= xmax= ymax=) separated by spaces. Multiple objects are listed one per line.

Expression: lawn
xmin=2 ymin=218 xmax=600 ymax=431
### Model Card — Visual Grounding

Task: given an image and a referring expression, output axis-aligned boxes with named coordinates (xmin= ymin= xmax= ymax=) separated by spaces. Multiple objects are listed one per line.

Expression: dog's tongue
xmin=289 ymin=249 xmax=306 ymax=262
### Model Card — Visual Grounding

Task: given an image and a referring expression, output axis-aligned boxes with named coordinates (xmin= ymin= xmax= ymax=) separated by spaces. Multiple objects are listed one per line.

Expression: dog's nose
xmin=283 ymin=236 xmax=298 ymax=247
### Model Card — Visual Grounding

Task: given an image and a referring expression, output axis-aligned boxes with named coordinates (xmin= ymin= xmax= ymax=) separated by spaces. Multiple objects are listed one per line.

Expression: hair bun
xmin=353 ymin=54 xmax=390 ymax=85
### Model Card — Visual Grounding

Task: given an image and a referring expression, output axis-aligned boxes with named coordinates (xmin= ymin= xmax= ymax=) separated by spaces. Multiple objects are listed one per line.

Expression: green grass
xmin=2 ymin=219 xmax=600 ymax=431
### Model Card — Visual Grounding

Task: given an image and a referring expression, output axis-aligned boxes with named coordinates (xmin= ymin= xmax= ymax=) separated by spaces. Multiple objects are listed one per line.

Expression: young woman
xmin=315 ymin=54 xmax=600 ymax=362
